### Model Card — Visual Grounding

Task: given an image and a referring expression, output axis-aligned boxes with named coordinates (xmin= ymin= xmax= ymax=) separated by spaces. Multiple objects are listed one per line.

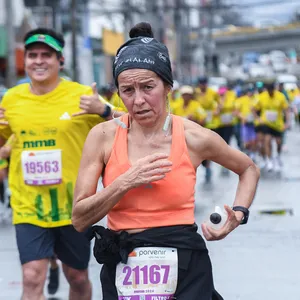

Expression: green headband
xmin=25 ymin=34 xmax=63 ymax=52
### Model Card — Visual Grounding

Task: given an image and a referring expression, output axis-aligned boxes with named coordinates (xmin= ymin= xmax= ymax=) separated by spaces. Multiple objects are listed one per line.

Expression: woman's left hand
xmin=201 ymin=205 xmax=243 ymax=241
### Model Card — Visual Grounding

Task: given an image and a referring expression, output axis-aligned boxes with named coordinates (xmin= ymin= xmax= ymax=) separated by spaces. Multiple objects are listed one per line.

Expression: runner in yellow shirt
xmin=0 ymin=28 xmax=114 ymax=300
xmin=254 ymin=82 xmax=289 ymax=171
xmin=287 ymin=88 xmax=298 ymax=103
xmin=172 ymin=85 xmax=206 ymax=125
xmin=0 ymin=133 xmax=61 ymax=295
xmin=169 ymin=80 xmax=181 ymax=112
xmin=236 ymin=85 xmax=257 ymax=160
xmin=217 ymin=86 xmax=238 ymax=145
xmin=216 ymin=86 xmax=240 ymax=175
xmin=194 ymin=77 xmax=220 ymax=183
xmin=195 ymin=77 xmax=220 ymax=130
xmin=253 ymin=81 xmax=267 ymax=166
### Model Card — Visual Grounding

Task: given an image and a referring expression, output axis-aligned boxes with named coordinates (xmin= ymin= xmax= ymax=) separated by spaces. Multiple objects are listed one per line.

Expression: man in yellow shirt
xmin=0 ymin=28 xmax=113 ymax=300
xmin=172 ymin=85 xmax=206 ymax=125
xmin=236 ymin=85 xmax=257 ymax=160
xmin=195 ymin=77 xmax=220 ymax=129
xmin=217 ymin=85 xmax=238 ymax=145
xmin=194 ymin=77 xmax=220 ymax=183
xmin=254 ymin=82 xmax=289 ymax=171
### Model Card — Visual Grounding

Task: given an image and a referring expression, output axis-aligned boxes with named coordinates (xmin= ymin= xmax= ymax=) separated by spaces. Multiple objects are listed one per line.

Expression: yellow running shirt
xmin=194 ymin=87 xmax=219 ymax=129
xmin=110 ymin=92 xmax=128 ymax=112
xmin=172 ymin=97 xmax=206 ymax=123
xmin=255 ymin=90 xmax=288 ymax=132
xmin=168 ymin=90 xmax=181 ymax=112
xmin=219 ymin=90 xmax=238 ymax=127
xmin=0 ymin=80 xmax=105 ymax=227
xmin=236 ymin=95 xmax=257 ymax=123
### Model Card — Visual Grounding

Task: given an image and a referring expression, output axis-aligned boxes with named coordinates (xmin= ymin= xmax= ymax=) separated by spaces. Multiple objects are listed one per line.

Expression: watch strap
xmin=232 ymin=206 xmax=249 ymax=225
xmin=100 ymin=104 xmax=111 ymax=118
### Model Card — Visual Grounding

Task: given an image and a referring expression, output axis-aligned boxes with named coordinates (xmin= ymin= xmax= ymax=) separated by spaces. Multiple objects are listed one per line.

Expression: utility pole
xmin=123 ymin=0 xmax=132 ymax=40
xmin=200 ymin=0 xmax=215 ymax=76
xmin=71 ymin=0 xmax=78 ymax=82
xmin=38 ymin=0 xmax=46 ymax=27
xmin=207 ymin=4 xmax=214 ymax=76
xmin=157 ymin=0 xmax=165 ymax=43
xmin=145 ymin=0 xmax=163 ymax=42
xmin=185 ymin=4 xmax=193 ymax=83
xmin=174 ymin=0 xmax=183 ymax=82
xmin=5 ymin=0 xmax=17 ymax=88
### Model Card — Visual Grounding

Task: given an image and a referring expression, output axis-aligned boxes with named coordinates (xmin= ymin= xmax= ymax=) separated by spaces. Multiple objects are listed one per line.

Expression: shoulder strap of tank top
xmin=110 ymin=114 xmax=129 ymax=164
xmin=170 ymin=115 xmax=188 ymax=164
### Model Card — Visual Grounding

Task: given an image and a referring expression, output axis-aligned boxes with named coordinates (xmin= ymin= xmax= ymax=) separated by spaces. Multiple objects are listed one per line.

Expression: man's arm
xmin=72 ymin=82 xmax=125 ymax=120
xmin=0 ymin=96 xmax=13 ymax=143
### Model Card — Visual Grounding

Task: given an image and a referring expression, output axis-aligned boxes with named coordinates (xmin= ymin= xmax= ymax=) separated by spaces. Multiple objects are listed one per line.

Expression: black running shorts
xmin=15 ymin=223 xmax=90 ymax=270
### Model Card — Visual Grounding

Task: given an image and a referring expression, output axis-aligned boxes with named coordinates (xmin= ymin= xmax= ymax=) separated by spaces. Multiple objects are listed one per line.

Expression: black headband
xmin=113 ymin=37 xmax=173 ymax=87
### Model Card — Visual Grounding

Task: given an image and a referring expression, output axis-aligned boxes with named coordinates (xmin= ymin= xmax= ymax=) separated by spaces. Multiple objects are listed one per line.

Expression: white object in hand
xmin=207 ymin=206 xmax=228 ymax=230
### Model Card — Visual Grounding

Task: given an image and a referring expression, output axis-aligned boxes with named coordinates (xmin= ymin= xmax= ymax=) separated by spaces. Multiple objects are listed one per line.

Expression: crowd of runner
xmin=1 ymin=72 xmax=299 ymax=222
xmin=100 ymin=77 xmax=300 ymax=182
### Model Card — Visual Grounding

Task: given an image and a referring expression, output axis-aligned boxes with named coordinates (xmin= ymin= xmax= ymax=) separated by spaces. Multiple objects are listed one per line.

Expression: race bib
xmin=265 ymin=110 xmax=278 ymax=122
xmin=247 ymin=113 xmax=254 ymax=122
xmin=221 ymin=113 xmax=233 ymax=124
xmin=116 ymin=247 xmax=178 ymax=300
xmin=206 ymin=110 xmax=213 ymax=123
xmin=21 ymin=150 xmax=62 ymax=185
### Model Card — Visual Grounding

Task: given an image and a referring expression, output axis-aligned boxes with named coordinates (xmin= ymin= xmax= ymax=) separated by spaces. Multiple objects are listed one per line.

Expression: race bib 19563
xmin=21 ymin=150 xmax=62 ymax=186
xmin=116 ymin=247 xmax=178 ymax=300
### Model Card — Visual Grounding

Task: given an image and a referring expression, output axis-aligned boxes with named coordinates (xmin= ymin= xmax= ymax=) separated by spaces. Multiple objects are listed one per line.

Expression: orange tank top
xmin=103 ymin=114 xmax=196 ymax=231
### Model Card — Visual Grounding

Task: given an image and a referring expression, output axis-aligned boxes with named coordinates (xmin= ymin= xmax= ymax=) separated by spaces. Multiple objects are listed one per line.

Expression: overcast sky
xmin=228 ymin=0 xmax=300 ymax=23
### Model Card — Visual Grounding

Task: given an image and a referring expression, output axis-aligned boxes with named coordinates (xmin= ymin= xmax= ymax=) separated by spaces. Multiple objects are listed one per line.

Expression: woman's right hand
xmin=121 ymin=153 xmax=172 ymax=189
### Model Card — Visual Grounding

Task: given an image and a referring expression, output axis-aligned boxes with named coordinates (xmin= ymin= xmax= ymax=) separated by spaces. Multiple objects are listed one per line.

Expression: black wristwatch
xmin=100 ymin=104 xmax=112 ymax=118
xmin=232 ymin=206 xmax=250 ymax=225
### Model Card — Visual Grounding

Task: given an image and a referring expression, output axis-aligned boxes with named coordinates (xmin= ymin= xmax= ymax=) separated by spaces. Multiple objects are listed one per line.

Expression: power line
xmin=71 ymin=0 xmax=78 ymax=82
